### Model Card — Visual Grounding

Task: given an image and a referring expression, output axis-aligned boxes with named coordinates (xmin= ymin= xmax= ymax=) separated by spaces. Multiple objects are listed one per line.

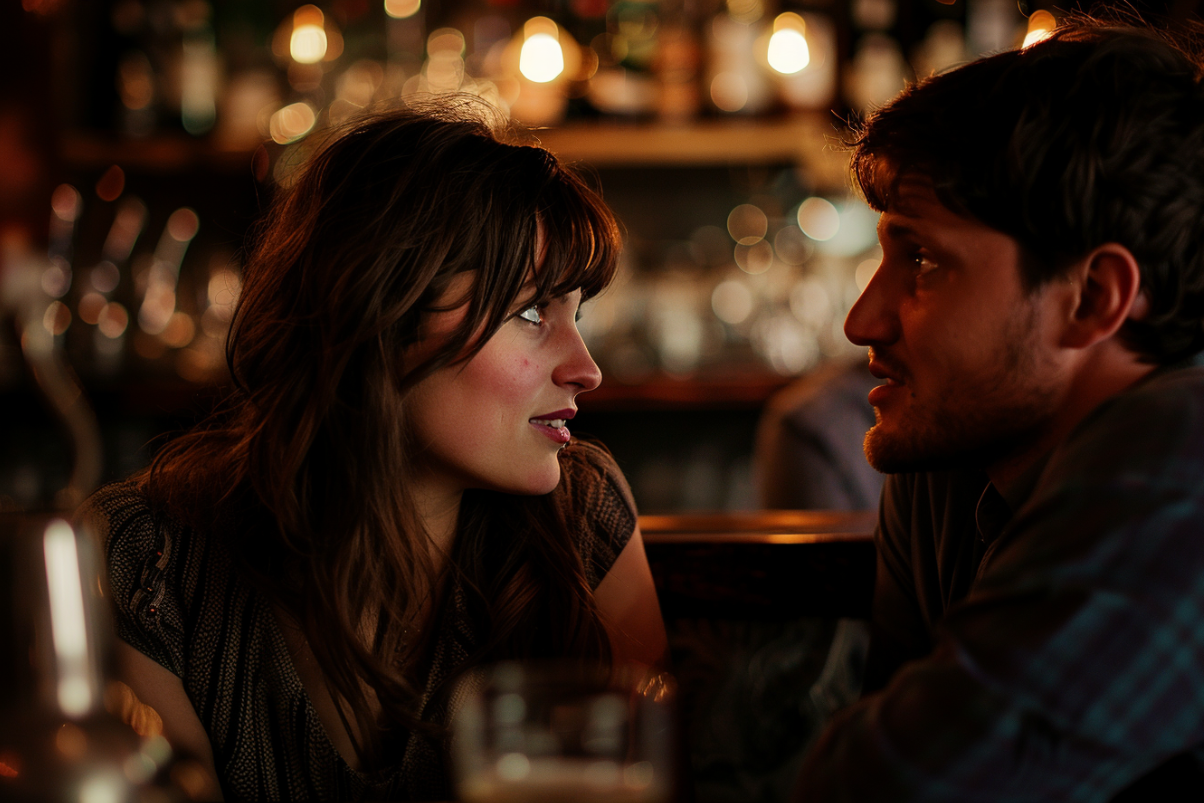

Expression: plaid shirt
xmin=796 ymin=365 xmax=1204 ymax=802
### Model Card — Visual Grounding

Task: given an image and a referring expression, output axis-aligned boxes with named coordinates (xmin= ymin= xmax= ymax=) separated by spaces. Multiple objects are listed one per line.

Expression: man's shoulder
xmin=1054 ymin=364 xmax=1204 ymax=479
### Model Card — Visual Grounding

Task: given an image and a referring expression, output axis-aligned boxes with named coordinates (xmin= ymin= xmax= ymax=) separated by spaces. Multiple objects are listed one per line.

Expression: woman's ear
xmin=1059 ymin=244 xmax=1144 ymax=350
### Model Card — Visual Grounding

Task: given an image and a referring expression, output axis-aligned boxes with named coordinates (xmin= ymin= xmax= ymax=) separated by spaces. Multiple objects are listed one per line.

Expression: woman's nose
xmin=844 ymin=264 xmax=898 ymax=347
xmin=555 ymin=327 xmax=603 ymax=392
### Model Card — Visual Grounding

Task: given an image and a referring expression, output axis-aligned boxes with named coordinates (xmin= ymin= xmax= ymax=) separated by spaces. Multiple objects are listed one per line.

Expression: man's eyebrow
xmin=879 ymin=220 xmax=919 ymax=241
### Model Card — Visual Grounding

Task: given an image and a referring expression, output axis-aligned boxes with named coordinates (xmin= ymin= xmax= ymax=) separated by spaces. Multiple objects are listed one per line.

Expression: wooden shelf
xmin=59 ymin=132 xmax=260 ymax=173
xmin=60 ymin=113 xmax=851 ymax=182
xmin=532 ymin=113 xmax=851 ymax=186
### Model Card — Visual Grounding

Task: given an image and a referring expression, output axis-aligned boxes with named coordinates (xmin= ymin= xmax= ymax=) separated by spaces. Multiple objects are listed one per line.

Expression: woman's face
xmin=406 ymin=279 xmax=603 ymax=501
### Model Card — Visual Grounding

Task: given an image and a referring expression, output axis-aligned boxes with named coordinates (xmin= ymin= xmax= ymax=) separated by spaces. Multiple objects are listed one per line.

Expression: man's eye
xmin=517 ymin=305 xmax=543 ymax=325
xmin=915 ymin=252 xmax=939 ymax=274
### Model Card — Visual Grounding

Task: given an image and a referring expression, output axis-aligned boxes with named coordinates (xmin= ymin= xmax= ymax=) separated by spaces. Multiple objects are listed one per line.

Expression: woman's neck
xmin=412 ymin=479 xmax=463 ymax=566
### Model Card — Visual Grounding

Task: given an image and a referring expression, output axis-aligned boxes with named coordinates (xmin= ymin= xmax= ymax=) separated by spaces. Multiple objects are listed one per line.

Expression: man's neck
xmin=986 ymin=344 xmax=1159 ymax=490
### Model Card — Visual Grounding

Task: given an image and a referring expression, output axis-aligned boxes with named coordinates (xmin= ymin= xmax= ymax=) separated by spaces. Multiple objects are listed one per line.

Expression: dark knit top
xmin=84 ymin=439 xmax=637 ymax=802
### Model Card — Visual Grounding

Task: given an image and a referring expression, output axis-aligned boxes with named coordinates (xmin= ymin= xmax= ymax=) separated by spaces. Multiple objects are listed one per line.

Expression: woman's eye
xmin=517 ymin=305 xmax=543 ymax=325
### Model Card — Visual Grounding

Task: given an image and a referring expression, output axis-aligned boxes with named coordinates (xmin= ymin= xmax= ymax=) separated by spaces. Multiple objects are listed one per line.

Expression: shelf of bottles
xmin=25 ymin=0 xmax=1054 ymax=405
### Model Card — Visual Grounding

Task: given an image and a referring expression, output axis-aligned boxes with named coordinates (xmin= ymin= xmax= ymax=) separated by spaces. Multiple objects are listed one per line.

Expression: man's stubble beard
xmin=863 ymin=300 xmax=1060 ymax=475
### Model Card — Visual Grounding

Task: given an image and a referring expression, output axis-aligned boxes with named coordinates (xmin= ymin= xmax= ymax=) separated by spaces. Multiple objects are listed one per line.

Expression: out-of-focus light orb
xmin=79 ymin=292 xmax=106 ymax=325
xmin=712 ymin=279 xmax=755 ymax=325
xmin=91 ymin=262 xmax=120 ymax=293
xmin=43 ymin=301 xmax=71 ymax=335
xmin=790 ymin=278 xmax=831 ymax=325
xmin=95 ymin=165 xmax=125 ymax=203
xmin=291 ymin=23 xmax=328 ymax=63
xmin=735 ymin=240 xmax=774 ymax=274
xmin=710 ymin=72 xmax=748 ymax=112
xmin=797 ymin=197 xmax=840 ymax=241
xmin=270 ymin=102 xmax=317 ymax=144
xmin=51 ymin=185 xmax=82 ymax=223
xmin=97 ymin=303 xmax=130 ymax=339
xmin=855 ymin=257 xmax=879 ymax=292
xmin=79 ymin=770 xmax=125 ymax=803
xmin=520 ymin=32 xmax=565 ymax=82
xmin=162 ymin=312 xmax=196 ymax=348
xmin=1023 ymin=10 xmax=1056 ymax=48
xmin=727 ymin=203 xmax=768 ymax=245
xmin=384 ymin=0 xmax=421 ymax=19
xmin=167 ymin=208 xmax=200 ymax=242
xmin=773 ymin=226 xmax=814 ymax=265
xmin=726 ymin=0 xmax=764 ymax=24
xmin=768 ymin=15 xmax=809 ymax=75
xmin=428 ymin=28 xmax=466 ymax=55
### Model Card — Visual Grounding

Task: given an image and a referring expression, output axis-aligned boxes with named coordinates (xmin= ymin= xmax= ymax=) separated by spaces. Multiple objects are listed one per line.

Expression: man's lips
xmin=867 ymin=353 xmax=908 ymax=406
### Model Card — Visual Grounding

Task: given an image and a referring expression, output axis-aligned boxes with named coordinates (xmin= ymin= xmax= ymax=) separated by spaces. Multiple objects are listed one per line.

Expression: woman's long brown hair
xmin=140 ymin=101 xmax=622 ymax=766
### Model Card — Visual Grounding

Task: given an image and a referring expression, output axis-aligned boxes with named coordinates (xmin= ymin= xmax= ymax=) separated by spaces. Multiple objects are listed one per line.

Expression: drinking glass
xmin=452 ymin=661 xmax=676 ymax=803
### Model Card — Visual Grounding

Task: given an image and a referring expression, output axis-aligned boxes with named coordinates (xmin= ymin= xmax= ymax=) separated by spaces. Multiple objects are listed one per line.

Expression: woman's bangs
xmin=534 ymin=171 xmax=621 ymax=303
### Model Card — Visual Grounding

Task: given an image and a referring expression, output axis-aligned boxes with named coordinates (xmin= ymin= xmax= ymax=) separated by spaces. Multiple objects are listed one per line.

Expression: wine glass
xmin=452 ymin=661 xmax=677 ymax=803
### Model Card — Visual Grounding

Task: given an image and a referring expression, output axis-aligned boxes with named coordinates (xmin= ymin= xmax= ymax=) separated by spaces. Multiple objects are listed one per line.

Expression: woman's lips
xmin=529 ymin=418 xmax=571 ymax=444
xmin=529 ymin=409 xmax=574 ymax=444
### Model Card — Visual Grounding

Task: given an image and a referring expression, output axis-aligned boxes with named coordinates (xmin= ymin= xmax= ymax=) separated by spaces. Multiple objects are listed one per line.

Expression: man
xmin=795 ymin=16 xmax=1204 ymax=802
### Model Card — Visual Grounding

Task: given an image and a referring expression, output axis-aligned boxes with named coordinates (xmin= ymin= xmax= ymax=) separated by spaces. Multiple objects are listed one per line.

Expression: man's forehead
xmin=887 ymin=175 xmax=942 ymax=217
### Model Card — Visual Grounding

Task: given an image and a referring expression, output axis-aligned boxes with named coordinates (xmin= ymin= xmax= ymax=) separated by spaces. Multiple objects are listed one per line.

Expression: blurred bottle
xmin=0 ymin=515 xmax=177 ymax=802
xmin=705 ymin=0 xmax=775 ymax=115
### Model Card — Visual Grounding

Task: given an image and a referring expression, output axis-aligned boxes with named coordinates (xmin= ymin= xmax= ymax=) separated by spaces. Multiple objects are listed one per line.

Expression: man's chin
xmin=864 ymin=423 xmax=969 ymax=475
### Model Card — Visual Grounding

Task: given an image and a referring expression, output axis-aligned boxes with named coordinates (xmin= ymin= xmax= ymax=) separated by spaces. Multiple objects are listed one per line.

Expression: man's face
xmin=844 ymin=179 xmax=1068 ymax=474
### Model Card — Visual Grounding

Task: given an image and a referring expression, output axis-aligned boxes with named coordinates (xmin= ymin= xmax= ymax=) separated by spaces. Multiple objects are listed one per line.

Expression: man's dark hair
xmin=851 ymin=15 xmax=1204 ymax=363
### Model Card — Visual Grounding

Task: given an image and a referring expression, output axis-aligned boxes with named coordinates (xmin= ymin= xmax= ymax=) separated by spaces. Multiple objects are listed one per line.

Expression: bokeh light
xmin=97 ymin=303 xmax=129 ymax=339
xmin=726 ymin=204 xmax=768 ymax=245
xmin=712 ymin=279 xmax=754 ymax=325
xmin=520 ymin=31 xmax=565 ymax=82
xmin=51 ymin=184 xmax=82 ymax=223
xmin=789 ymin=278 xmax=831 ymax=326
xmin=79 ymin=292 xmax=106 ymax=325
xmin=855 ymin=256 xmax=880 ymax=292
xmin=290 ymin=24 xmax=328 ymax=64
xmin=1023 ymin=10 xmax=1056 ymax=48
xmin=768 ymin=14 xmax=810 ymax=75
xmin=384 ymin=0 xmax=421 ymax=19
xmin=269 ymin=102 xmax=317 ymax=144
xmin=773 ymin=226 xmax=814 ymax=266
xmin=43 ymin=301 xmax=71 ymax=336
xmin=90 ymin=262 xmax=120 ymax=293
xmin=167 ymin=208 xmax=200 ymax=242
xmin=726 ymin=0 xmax=764 ymax=24
xmin=797 ymin=197 xmax=840 ymax=241
xmin=95 ymin=165 xmax=125 ymax=202
xmin=161 ymin=311 xmax=196 ymax=349
xmin=710 ymin=72 xmax=748 ymax=112
xmin=734 ymin=240 xmax=774 ymax=274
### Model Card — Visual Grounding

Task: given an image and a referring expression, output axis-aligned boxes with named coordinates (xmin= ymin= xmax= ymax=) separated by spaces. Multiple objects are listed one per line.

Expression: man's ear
xmin=1059 ymin=244 xmax=1144 ymax=349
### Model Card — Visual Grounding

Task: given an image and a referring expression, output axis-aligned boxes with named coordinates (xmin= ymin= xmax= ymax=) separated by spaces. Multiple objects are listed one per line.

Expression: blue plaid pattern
xmin=796 ymin=366 xmax=1204 ymax=801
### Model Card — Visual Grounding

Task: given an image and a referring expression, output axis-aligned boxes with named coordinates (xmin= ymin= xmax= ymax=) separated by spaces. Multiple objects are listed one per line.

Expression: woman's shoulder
xmin=81 ymin=478 xmax=159 ymax=554
xmin=555 ymin=438 xmax=638 ymax=587
xmin=80 ymin=478 xmax=210 ymax=676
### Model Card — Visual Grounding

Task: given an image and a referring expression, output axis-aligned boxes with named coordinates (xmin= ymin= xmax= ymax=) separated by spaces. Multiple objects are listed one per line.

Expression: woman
xmin=83 ymin=103 xmax=667 ymax=801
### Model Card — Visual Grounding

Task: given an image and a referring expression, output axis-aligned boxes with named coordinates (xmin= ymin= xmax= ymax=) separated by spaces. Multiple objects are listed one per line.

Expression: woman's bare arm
xmin=114 ymin=641 xmax=223 ymax=801
xmin=593 ymin=525 xmax=669 ymax=670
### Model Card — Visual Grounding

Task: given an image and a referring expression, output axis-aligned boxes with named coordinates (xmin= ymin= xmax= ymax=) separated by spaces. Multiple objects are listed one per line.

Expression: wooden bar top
xmin=639 ymin=510 xmax=878 ymax=620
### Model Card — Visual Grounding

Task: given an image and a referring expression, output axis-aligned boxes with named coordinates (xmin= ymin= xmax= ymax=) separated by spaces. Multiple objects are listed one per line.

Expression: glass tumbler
xmin=453 ymin=661 xmax=676 ymax=803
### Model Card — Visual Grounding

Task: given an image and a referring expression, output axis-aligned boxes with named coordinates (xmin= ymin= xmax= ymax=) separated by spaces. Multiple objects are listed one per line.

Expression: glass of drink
xmin=452 ymin=661 xmax=676 ymax=803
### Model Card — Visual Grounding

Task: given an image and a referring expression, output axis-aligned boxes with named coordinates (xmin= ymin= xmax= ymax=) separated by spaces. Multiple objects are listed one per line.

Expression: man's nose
xmin=844 ymin=264 xmax=898 ymax=347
